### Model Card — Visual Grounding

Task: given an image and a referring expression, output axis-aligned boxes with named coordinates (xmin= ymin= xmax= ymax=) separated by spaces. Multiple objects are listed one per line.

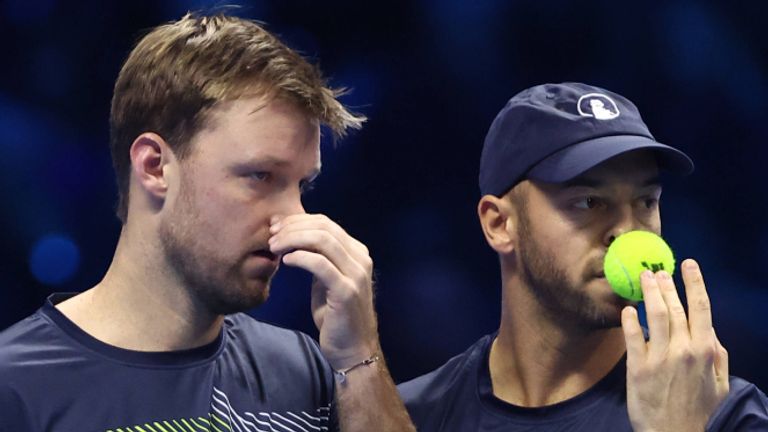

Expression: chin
xmin=237 ymin=278 xmax=272 ymax=309
xmin=581 ymin=291 xmax=628 ymax=329
xmin=200 ymin=278 xmax=272 ymax=316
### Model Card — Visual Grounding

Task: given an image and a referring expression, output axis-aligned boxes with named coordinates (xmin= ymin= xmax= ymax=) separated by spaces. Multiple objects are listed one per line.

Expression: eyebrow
xmin=244 ymin=156 xmax=292 ymax=168
xmin=235 ymin=156 xmax=322 ymax=179
xmin=560 ymin=175 xmax=661 ymax=189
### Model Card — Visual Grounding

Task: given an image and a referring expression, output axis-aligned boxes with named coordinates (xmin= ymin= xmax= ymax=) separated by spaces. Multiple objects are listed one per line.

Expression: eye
xmin=643 ymin=197 xmax=659 ymax=209
xmin=300 ymin=179 xmax=316 ymax=194
xmin=573 ymin=196 xmax=602 ymax=210
xmin=249 ymin=171 xmax=271 ymax=182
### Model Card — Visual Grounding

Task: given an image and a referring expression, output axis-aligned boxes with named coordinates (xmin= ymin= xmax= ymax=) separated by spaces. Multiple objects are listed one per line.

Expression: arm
xmin=622 ymin=259 xmax=729 ymax=432
xmin=269 ymin=214 xmax=416 ymax=432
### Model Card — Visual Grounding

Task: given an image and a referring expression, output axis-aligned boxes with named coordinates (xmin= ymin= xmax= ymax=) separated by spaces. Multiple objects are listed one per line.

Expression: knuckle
xmin=624 ymin=324 xmax=643 ymax=338
xmin=719 ymin=346 xmax=729 ymax=358
xmin=668 ymin=304 xmax=686 ymax=316
xmin=648 ymin=308 xmax=668 ymax=320
xmin=692 ymin=341 xmax=717 ymax=362
xmin=316 ymin=213 xmax=331 ymax=224
xmin=362 ymin=256 xmax=373 ymax=273
xmin=692 ymin=296 xmax=711 ymax=312
xmin=687 ymin=272 xmax=705 ymax=286
xmin=328 ymin=277 xmax=352 ymax=298
xmin=660 ymin=281 xmax=677 ymax=292
xmin=676 ymin=347 xmax=697 ymax=366
xmin=340 ymin=278 xmax=359 ymax=299
xmin=355 ymin=272 xmax=371 ymax=290
xmin=317 ymin=230 xmax=334 ymax=244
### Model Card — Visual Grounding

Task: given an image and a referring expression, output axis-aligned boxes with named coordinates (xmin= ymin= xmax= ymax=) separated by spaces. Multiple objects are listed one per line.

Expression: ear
xmin=477 ymin=194 xmax=517 ymax=255
xmin=129 ymin=132 xmax=176 ymax=203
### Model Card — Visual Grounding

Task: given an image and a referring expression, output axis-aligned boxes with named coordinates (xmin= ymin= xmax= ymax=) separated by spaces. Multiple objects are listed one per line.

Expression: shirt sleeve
xmin=706 ymin=377 xmax=768 ymax=431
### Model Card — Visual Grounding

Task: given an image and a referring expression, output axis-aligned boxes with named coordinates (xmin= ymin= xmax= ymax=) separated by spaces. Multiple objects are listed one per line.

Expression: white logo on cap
xmin=577 ymin=93 xmax=620 ymax=120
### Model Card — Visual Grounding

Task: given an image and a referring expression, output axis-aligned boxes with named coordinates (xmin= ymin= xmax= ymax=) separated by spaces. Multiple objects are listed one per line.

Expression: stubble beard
xmin=157 ymin=182 xmax=271 ymax=316
xmin=516 ymin=209 xmax=622 ymax=330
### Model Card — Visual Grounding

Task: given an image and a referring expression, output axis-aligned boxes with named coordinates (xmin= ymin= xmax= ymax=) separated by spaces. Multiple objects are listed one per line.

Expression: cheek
xmin=187 ymin=187 xmax=264 ymax=235
xmin=530 ymin=215 xmax=596 ymax=271
xmin=647 ymin=211 xmax=662 ymax=232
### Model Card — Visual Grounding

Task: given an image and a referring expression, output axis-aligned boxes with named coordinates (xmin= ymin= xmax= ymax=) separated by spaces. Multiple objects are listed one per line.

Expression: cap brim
xmin=526 ymin=135 xmax=694 ymax=183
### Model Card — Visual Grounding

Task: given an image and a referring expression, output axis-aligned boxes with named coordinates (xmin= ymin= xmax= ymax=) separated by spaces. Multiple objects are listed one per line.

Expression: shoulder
xmin=223 ymin=313 xmax=330 ymax=374
xmin=224 ymin=313 xmax=321 ymax=353
xmin=397 ymin=335 xmax=493 ymax=424
xmin=222 ymin=313 xmax=334 ymax=406
xmin=0 ymin=311 xmax=57 ymax=373
xmin=707 ymin=376 xmax=768 ymax=431
xmin=0 ymin=311 xmax=60 ymax=426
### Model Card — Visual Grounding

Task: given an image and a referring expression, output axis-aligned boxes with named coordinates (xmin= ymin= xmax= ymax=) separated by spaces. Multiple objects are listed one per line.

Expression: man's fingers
xmin=681 ymin=259 xmax=713 ymax=341
xmin=641 ymin=270 xmax=670 ymax=359
xmin=281 ymin=250 xmax=358 ymax=304
xmin=622 ymin=306 xmax=646 ymax=369
xmin=713 ymin=330 xmax=729 ymax=385
xmin=271 ymin=213 xmax=370 ymax=264
xmin=656 ymin=271 xmax=689 ymax=341
xmin=282 ymin=250 xmax=339 ymax=285
xmin=270 ymin=228 xmax=365 ymax=280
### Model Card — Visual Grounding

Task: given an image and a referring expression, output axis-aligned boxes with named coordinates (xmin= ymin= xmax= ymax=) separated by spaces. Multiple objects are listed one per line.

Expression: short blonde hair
xmin=110 ymin=12 xmax=365 ymax=223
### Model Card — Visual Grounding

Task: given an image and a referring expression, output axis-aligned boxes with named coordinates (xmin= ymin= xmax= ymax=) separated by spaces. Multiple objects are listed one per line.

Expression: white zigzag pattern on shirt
xmin=211 ymin=386 xmax=330 ymax=432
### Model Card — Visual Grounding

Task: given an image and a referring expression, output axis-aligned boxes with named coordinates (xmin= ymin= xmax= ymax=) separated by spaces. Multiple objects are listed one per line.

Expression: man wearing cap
xmin=398 ymin=83 xmax=768 ymax=431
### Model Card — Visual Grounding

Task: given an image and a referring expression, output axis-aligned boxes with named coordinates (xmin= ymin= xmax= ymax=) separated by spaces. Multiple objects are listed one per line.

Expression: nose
xmin=273 ymin=188 xmax=306 ymax=220
xmin=603 ymin=205 xmax=636 ymax=247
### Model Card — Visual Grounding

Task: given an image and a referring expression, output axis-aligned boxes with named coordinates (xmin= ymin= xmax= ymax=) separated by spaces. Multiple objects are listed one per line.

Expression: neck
xmin=489 ymin=274 xmax=626 ymax=407
xmin=56 ymin=222 xmax=223 ymax=351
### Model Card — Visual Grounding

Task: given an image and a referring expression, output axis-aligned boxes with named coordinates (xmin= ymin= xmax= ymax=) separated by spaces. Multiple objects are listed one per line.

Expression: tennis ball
xmin=603 ymin=230 xmax=675 ymax=301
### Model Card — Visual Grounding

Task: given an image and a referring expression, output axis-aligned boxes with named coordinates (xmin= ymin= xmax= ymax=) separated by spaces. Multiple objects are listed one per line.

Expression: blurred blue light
xmin=3 ymin=0 xmax=57 ymax=26
xmin=32 ymin=45 xmax=73 ymax=99
xmin=29 ymin=234 xmax=80 ymax=285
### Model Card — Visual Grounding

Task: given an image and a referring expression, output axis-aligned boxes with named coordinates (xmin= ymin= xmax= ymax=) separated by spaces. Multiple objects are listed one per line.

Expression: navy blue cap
xmin=479 ymin=82 xmax=694 ymax=196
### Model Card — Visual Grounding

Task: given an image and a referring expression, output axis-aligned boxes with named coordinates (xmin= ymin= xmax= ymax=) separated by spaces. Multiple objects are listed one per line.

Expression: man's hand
xmin=268 ymin=213 xmax=379 ymax=370
xmin=269 ymin=213 xmax=415 ymax=431
xmin=622 ymin=259 xmax=729 ymax=432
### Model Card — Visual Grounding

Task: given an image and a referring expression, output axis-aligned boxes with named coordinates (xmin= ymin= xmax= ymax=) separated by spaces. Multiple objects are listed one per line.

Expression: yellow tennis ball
xmin=603 ymin=230 xmax=675 ymax=301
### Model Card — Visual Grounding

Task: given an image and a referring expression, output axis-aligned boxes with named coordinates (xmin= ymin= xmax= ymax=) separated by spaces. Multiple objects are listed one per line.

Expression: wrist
xmin=324 ymin=340 xmax=380 ymax=370
xmin=333 ymin=353 xmax=381 ymax=384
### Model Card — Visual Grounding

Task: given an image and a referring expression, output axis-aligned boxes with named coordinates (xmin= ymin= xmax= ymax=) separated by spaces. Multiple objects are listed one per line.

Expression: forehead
xmin=190 ymin=95 xmax=321 ymax=167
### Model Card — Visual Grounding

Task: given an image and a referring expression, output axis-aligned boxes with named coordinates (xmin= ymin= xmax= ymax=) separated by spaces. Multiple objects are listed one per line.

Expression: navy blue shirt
xmin=398 ymin=334 xmax=768 ymax=431
xmin=0 ymin=294 xmax=337 ymax=432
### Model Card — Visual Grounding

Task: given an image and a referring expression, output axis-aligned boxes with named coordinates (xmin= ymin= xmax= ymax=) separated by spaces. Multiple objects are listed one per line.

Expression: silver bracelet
xmin=333 ymin=354 xmax=380 ymax=384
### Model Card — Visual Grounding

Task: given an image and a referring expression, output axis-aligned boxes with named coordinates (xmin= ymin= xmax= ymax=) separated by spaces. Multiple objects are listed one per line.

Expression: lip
xmin=249 ymin=249 xmax=279 ymax=263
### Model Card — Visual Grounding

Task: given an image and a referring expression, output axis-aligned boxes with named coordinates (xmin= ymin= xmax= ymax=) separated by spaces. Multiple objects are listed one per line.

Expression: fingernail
xmin=684 ymin=259 xmax=699 ymax=270
xmin=657 ymin=271 xmax=671 ymax=280
xmin=641 ymin=270 xmax=654 ymax=279
xmin=270 ymin=215 xmax=282 ymax=225
xmin=269 ymin=223 xmax=280 ymax=233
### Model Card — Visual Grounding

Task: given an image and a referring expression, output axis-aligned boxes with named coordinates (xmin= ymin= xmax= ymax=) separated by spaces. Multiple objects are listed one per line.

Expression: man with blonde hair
xmin=0 ymin=13 xmax=414 ymax=431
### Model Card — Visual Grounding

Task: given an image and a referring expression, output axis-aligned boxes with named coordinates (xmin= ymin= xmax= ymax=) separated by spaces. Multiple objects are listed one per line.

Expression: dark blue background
xmin=2 ymin=0 xmax=767 ymax=391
